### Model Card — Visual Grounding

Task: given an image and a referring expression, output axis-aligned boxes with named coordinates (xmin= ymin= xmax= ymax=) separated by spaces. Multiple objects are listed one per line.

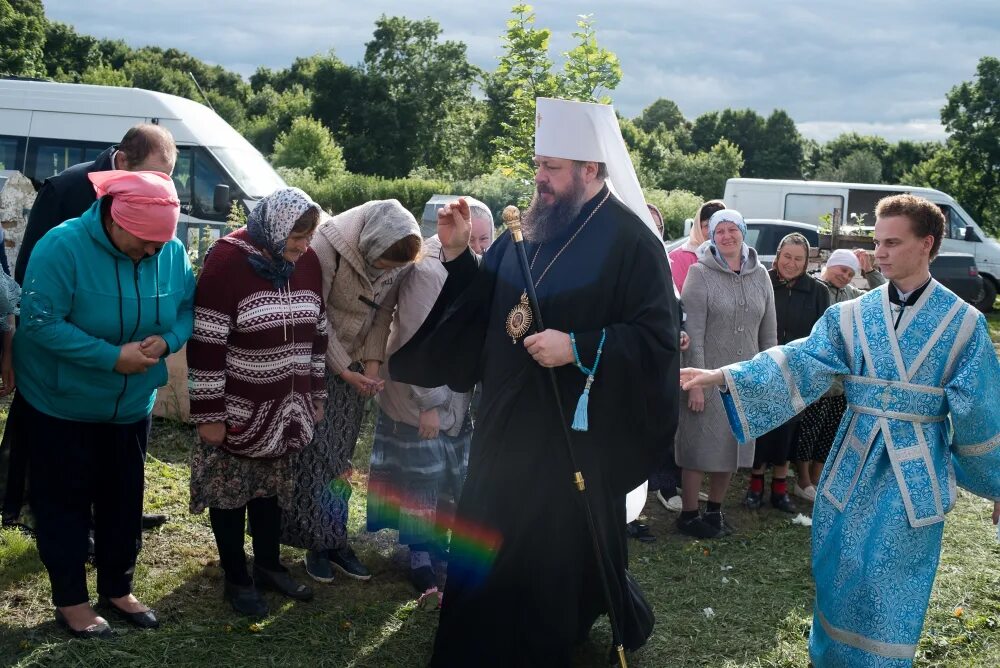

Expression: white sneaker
xmin=656 ymin=490 xmax=684 ymax=512
xmin=676 ymin=487 xmax=710 ymax=502
xmin=794 ymin=484 xmax=817 ymax=502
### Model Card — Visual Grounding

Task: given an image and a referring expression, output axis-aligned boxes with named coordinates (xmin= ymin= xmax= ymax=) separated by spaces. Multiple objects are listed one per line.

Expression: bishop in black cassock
xmin=390 ymin=98 xmax=680 ymax=667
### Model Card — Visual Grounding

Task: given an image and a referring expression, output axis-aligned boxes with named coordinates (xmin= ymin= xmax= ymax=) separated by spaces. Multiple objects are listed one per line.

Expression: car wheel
xmin=975 ymin=278 xmax=997 ymax=313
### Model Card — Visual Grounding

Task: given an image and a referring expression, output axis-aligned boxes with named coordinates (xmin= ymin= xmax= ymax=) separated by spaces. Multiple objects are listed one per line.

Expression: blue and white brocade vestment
xmin=720 ymin=280 xmax=1000 ymax=667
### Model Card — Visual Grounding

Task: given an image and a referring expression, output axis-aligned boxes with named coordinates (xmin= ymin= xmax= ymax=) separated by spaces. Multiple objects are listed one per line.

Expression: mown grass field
xmin=2 ymin=312 xmax=1000 ymax=667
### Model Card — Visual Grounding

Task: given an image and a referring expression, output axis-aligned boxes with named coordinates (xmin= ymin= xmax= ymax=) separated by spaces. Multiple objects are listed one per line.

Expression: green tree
xmin=79 ymin=64 xmax=129 ymax=87
xmin=937 ymin=56 xmax=1000 ymax=228
xmin=691 ymin=108 xmax=773 ymax=177
xmin=0 ymin=0 xmax=47 ymax=78
xmin=635 ymin=98 xmax=687 ymax=134
xmin=885 ymin=140 xmax=941 ymax=184
xmin=560 ymin=14 xmax=621 ymax=103
xmin=812 ymin=132 xmax=890 ymax=181
xmin=643 ymin=188 xmax=702 ymax=240
xmin=360 ymin=15 xmax=481 ymax=178
xmin=271 ymin=116 xmax=346 ymax=179
xmin=814 ymin=149 xmax=883 ymax=183
xmin=489 ymin=4 xmax=561 ymax=177
xmin=489 ymin=5 xmax=622 ymax=177
xmin=241 ymin=84 xmax=313 ymax=155
xmin=659 ymin=139 xmax=744 ymax=199
xmin=43 ymin=21 xmax=100 ymax=80
xmin=756 ymin=109 xmax=804 ymax=178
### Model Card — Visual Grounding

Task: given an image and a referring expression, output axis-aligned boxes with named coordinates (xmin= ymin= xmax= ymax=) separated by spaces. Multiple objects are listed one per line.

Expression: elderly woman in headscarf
xmin=13 ymin=170 xmax=194 ymax=638
xmin=792 ymin=248 xmax=887 ymax=500
xmin=365 ymin=199 xmax=494 ymax=602
xmin=187 ymin=187 xmax=327 ymax=618
xmin=281 ymin=199 xmax=422 ymax=583
xmin=743 ymin=233 xmax=830 ymax=512
xmin=674 ymin=209 xmax=776 ymax=539
xmin=668 ymin=199 xmax=725 ymax=292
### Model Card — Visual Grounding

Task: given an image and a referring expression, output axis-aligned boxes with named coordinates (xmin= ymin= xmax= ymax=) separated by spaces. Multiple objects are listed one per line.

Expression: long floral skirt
xmin=280 ymin=367 xmax=367 ymax=551
xmin=188 ymin=437 xmax=294 ymax=514
xmin=366 ymin=409 xmax=471 ymax=546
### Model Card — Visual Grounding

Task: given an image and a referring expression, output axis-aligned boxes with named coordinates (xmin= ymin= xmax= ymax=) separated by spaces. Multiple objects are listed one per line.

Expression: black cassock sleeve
xmin=389 ymin=244 xmax=498 ymax=392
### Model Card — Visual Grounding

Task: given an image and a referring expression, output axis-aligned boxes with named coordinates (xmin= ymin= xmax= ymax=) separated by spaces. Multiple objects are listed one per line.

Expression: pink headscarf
xmin=88 ymin=170 xmax=180 ymax=243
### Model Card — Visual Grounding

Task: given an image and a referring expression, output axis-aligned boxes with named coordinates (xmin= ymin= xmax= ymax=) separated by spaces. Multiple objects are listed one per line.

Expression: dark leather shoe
xmin=253 ymin=565 xmax=314 ymax=601
xmin=141 ymin=514 xmax=168 ymax=530
xmin=327 ymin=545 xmax=371 ymax=581
xmin=223 ymin=581 xmax=269 ymax=618
xmin=703 ymin=510 xmax=735 ymax=536
xmin=743 ymin=489 xmax=764 ymax=510
xmin=771 ymin=493 xmax=798 ymax=514
xmin=676 ymin=515 xmax=723 ymax=539
xmin=97 ymin=596 xmax=159 ymax=629
xmin=54 ymin=608 xmax=113 ymax=639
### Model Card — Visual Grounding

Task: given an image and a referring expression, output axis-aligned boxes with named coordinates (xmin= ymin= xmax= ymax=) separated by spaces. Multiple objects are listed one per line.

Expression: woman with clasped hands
xmin=280 ymin=199 xmax=422 ymax=583
xmin=13 ymin=170 xmax=194 ymax=638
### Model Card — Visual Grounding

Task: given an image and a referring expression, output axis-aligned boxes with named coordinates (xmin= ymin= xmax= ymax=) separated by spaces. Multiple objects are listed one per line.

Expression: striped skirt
xmin=366 ymin=410 xmax=471 ymax=546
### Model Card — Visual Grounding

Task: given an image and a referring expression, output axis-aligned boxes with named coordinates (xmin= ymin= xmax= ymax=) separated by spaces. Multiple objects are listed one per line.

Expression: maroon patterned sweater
xmin=188 ymin=228 xmax=328 ymax=458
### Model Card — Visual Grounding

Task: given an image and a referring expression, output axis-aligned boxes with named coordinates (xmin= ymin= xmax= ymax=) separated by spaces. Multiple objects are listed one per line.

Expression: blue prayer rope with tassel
xmin=569 ymin=328 xmax=607 ymax=432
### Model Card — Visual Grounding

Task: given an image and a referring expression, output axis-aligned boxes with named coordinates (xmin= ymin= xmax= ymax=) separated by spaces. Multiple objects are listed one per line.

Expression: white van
xmin=0 ymin=78 xmax=286 ymax=252
xmin=723 ymin=178 xmax=1000 ymax=310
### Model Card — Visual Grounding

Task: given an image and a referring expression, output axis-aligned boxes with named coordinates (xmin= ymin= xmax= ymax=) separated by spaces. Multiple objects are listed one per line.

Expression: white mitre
xmin=534 ymin=97 xmax=661 ymax=247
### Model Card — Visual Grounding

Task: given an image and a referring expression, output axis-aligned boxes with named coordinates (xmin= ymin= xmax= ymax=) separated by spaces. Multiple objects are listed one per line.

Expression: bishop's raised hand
xmin=438 ymin=197 xmax=472 ymax=262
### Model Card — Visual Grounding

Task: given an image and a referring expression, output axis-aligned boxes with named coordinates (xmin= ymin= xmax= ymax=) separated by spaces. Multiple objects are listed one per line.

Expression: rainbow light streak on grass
xmin=364 ymin=478 xmax=503 ymax=583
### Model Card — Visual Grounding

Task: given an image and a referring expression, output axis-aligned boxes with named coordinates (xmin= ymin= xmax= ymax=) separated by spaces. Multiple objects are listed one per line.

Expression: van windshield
xmin=211 ymin=146 xmax=286 ymax=199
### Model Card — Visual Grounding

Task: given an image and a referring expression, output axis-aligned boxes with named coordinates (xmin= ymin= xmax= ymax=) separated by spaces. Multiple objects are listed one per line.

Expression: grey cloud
xmin=42 ymin=0 xmax=1000 ymax=141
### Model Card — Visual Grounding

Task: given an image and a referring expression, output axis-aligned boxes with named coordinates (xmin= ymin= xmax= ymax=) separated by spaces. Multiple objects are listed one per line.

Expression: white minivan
xmin=0 ymin=78 xmax=286 ymax=254
xmin=723 ymin=178 xmax=1000 ymax=310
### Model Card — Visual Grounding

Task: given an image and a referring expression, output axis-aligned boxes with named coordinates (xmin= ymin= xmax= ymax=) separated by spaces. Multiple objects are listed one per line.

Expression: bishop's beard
xmin=522 ymin=173 xmax=587 ymax=243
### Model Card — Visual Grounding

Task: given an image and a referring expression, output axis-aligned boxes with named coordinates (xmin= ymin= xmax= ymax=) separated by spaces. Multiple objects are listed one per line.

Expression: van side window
xmin=172 ymin=147 xmax=192 ymax=205
xmin=24 ymin=138 xmax=107 ymax=189
xmin=192 ymin=147 xmax=234 ymax=220
xmin=939 ymin=205 xmax=979 ymax=241
xmin=0 ymin=135 xmax=25 ymax=173
xmin=847 ymin=189 xmax=897 ymax=226
xmin=784 ymin=194 xmax=844 ymax=227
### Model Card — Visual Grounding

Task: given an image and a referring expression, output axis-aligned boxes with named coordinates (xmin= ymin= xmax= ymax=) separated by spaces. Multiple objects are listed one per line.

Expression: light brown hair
xmin=875 ymin=194 xmax=945 ymax=259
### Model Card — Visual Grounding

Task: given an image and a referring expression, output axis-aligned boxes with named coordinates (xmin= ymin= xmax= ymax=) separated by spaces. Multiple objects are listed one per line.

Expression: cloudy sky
xmin=42 ymin=0 xmax=999 ymax=142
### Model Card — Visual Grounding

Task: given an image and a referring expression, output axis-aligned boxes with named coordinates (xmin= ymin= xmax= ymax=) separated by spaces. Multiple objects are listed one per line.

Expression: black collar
xmin=888 ymin=276 xmax=932 ymax=306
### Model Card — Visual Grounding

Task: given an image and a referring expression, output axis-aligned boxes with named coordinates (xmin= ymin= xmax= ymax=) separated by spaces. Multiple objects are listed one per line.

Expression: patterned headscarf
xmin=245 ymin=187 xmax=319 ymax=289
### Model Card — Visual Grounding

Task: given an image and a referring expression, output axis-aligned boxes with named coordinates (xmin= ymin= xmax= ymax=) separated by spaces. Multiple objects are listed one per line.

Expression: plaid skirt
xmin=366 ymin=409 xmax=470 ymax=546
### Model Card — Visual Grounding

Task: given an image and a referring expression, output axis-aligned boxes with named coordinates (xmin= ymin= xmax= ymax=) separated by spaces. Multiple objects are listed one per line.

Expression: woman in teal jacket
xmin=13 ymin=170 xmax=194 ymax=638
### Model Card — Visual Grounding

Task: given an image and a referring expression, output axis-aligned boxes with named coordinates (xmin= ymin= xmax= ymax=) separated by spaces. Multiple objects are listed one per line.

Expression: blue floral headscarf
xmin=245 ymin=187 xmax=319 ymax=289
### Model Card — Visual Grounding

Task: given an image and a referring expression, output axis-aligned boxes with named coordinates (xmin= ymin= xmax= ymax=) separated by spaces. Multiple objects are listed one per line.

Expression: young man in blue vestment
xmin=681 ymin=193 xmax=1000 ymax=667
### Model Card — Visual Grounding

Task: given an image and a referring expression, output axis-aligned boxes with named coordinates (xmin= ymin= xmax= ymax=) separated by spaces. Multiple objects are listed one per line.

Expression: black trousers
xmin=22 ymin=394 xmax=150 ymax=607
xmin=752 ymin=418 xmax=800 ymax=469
xmin=209 ymin=496 xmax=283 ymax=586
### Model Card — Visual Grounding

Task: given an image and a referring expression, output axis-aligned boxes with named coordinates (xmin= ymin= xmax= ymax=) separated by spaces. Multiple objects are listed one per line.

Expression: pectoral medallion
xmin=505 ymin=291 xmax=533 ymax=344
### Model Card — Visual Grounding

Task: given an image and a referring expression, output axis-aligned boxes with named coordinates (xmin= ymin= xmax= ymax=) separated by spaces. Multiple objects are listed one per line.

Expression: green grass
xmin=3 ymin=405 xmax=1000 ymax=667
xmin=986 ymin=309 xmax=999 ymax=347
